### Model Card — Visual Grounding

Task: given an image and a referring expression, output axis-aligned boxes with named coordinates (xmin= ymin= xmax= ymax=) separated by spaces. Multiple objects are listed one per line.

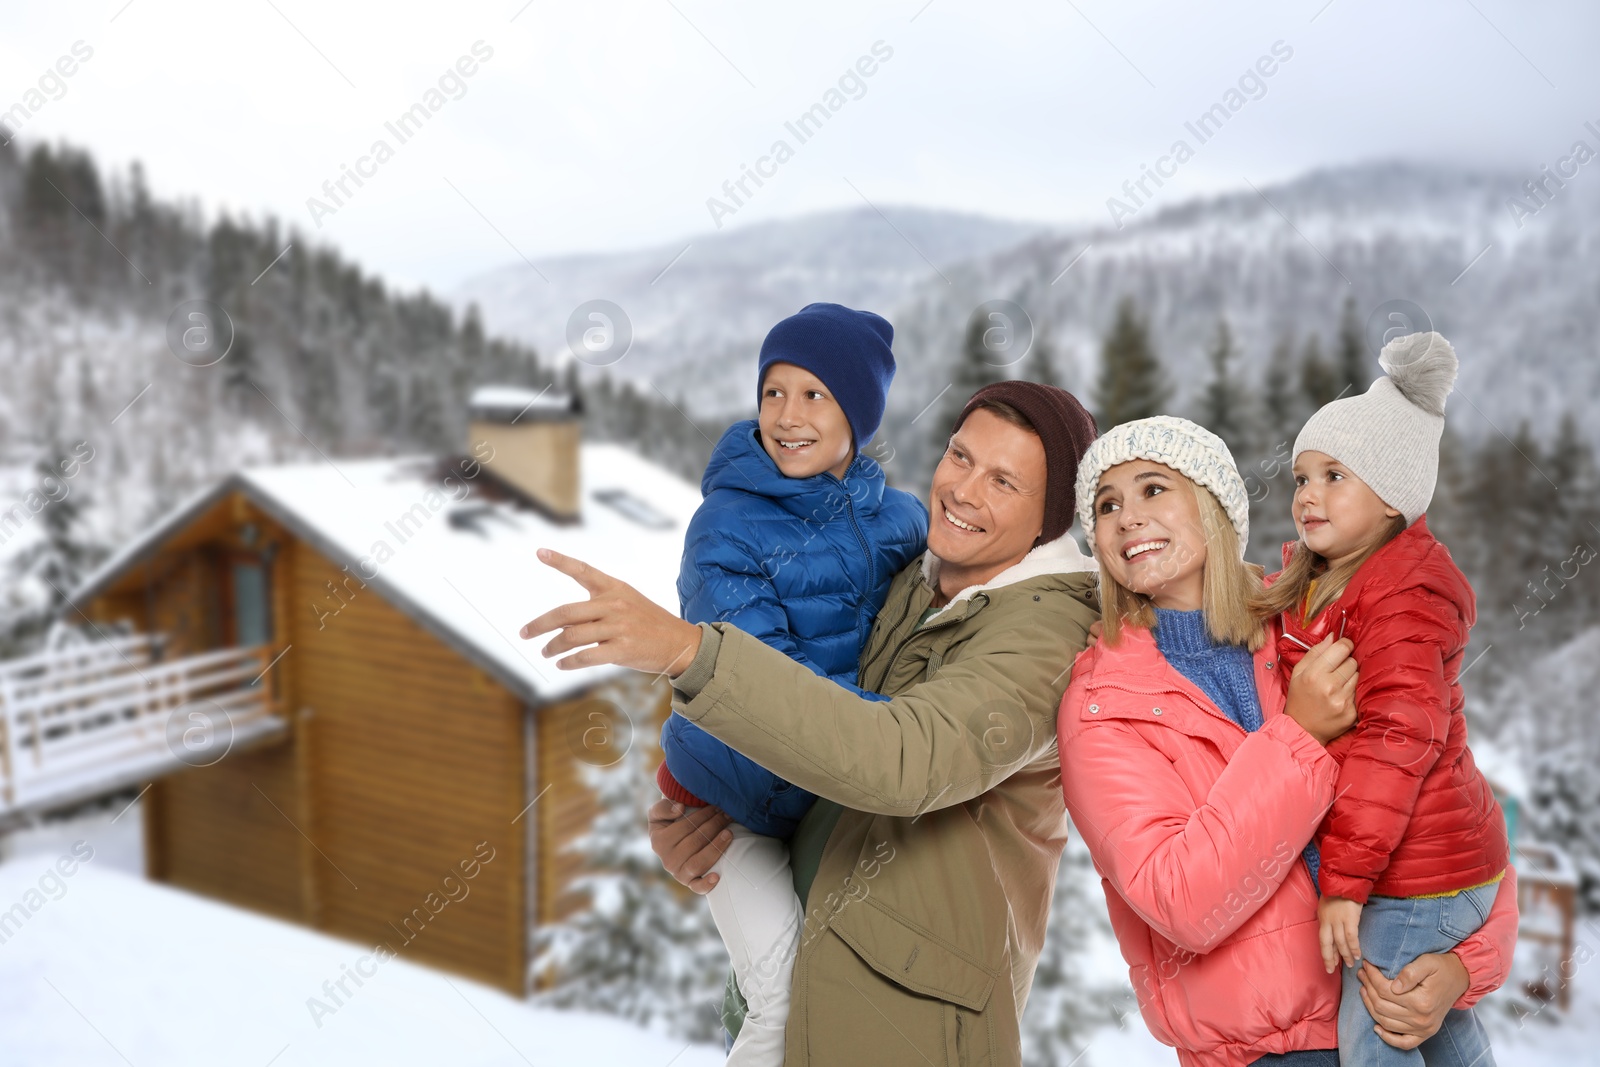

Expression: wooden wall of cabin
xmin=534 ymin=675 xmax=672 ymax=926
xmin=86 ymin=486 xmax=679 ymax=998
xmin=285 ymin=539 xmax=529 ymax=994
xmin=88 ymin=490 xmax=530 ymax=994
xmin=87 ymin=492 xmax=309 ymax=923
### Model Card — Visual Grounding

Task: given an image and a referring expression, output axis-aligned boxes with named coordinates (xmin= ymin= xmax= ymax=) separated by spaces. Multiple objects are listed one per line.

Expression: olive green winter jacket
xmin=671 ymin=533 xmax=1099 ymax=1066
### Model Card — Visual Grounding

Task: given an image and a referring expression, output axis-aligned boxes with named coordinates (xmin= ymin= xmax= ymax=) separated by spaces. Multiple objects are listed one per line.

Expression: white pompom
xmin=1378 ymin=332 xmax=1457 ymax=416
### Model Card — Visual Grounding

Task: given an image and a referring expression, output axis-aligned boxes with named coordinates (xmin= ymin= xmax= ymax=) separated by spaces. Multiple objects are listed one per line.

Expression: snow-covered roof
xmin=467 ymin=385 xmax=578 ymax=420
xmin=72 ymin=444 xmax=702 ymax=703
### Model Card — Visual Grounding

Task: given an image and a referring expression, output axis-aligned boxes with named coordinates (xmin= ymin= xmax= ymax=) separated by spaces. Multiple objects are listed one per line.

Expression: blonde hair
xmin=1097 ymin=471 xmax=1268 ymax=652
xmin=1252 ymin=513 xmax=1408 ymax=622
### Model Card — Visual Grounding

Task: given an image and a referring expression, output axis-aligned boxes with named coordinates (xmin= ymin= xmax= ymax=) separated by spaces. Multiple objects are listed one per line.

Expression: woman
xmin=1057 ymin=416 xmax=1518 ymax=1067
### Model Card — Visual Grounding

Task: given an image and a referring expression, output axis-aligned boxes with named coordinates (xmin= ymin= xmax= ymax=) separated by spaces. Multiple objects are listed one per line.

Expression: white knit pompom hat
xmin=1292 ymin=331 xmax=1457 ymax=525
xmin=1074 ymin=415 xmax=1251 ymax=558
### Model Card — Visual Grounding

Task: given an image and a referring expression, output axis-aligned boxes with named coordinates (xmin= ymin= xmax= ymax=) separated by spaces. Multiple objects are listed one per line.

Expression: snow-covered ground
xmin=0 ymin=805 xmax=723 ymax=1067
xmin=0 ymin=802 xmax=1593 ymax=1066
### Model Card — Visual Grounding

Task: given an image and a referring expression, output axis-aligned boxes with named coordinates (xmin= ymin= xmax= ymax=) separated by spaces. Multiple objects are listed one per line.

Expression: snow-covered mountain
xmin=458 ymin=163 xmax=1600 ymax=452
xmin=454 ymin=206 xmax=1039 ymax=414
xmin=883 ymin=161 xmax=1600 ymax=444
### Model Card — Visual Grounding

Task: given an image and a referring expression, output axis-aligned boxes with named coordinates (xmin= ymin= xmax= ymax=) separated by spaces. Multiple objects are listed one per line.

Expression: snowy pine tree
xmin=1199 ymin=316 xmax=1250 ymax=457
xmin=1335 ymin=296 xmax=1367 ymax=399
xmin=4 ymin=442 xmax=108 ymax=649
xmin=1094 ymin=296 xmax=1167 ymax=429
xmin=1021 ymin=836 xmax=1115 ymax=1066
xmin=530 ymin=679 xmax=727 ymax=1041
xmin=1298 ymin=333 xmax=1337 ymax=411
xmin=1022 ymin=326 xmax=1064 ymax=389
xmin=1526 ymin=741 xmax=1600 ymax=913
xmin=931 ymin=310 xmax=1006 ymax=456
xmin=1260 ymin=331 xmax=1300 ymax=454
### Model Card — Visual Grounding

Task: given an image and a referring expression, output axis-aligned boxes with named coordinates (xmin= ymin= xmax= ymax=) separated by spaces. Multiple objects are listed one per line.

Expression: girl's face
xmin=1092 ymin=460 xmax=1207 ymax=611
xmin=758 ymin=362 xmax=854 ymax=479
xmin=1292 ymin=450 xmax=1402 ymax=567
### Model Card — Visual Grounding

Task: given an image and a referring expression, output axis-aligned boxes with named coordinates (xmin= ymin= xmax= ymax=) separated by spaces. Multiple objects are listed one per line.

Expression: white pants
xmin=706 ymin=823 xmax=803 ymax=1067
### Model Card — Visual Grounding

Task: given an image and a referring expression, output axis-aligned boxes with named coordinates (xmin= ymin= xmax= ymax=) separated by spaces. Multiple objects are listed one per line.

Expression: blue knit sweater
xmin=1152 ymin=607 xmax=1261 ymax=728
xmin=1154 ymin=607 xmax=1322 ymax=891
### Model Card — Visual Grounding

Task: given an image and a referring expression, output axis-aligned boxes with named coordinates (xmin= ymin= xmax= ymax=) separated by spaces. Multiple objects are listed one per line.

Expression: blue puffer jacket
xmin=658 ymin=419 xmax=927 ymax=837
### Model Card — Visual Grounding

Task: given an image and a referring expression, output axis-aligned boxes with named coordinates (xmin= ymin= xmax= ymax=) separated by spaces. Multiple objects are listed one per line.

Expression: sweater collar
xmin=1081 ymin=618 xmax=1287 ymax=722
xmin=919 ymin=530 xmax=1097 ymax=623
xmin=1151 ymin=607 xmax=1218 ymax=658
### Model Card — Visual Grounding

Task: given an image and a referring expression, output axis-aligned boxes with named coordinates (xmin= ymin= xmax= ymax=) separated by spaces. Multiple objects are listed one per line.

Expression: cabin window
xmin=592 ymin=488 xmax=675 ymax=529
xmin=231 ymin=559 xmax=270 ymax=647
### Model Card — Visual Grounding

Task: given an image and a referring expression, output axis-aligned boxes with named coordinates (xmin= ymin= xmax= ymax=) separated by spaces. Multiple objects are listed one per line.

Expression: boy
xmin=657 ymin=302 xmax=926 ymax=1064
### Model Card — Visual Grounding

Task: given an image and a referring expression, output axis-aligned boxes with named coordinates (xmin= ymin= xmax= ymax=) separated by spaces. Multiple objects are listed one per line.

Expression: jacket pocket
xmin=830 ymin=894 xmax=999 ymax=1012
xmin=801 ymin=927 xmax=969 ymax=1066
xmin=1438 ymin=881 xmax=1498 ymax=942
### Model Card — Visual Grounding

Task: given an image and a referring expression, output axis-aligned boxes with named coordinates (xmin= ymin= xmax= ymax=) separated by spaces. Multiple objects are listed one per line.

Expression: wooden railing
xmin=0 ymin=636 xmax=281 ymax=813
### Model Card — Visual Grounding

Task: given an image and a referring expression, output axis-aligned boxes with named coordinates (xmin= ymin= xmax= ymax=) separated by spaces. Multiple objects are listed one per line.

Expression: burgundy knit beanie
xmin=952 ymin=381 xmax=1098 ymax=547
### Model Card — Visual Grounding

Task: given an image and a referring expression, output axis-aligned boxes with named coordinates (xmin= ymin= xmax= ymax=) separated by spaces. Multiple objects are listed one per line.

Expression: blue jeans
xmin=1338 ymin=882 xmax=1500 ymax=1067
xmin=1253 ymin=1051 xmax=1339 ymax=1065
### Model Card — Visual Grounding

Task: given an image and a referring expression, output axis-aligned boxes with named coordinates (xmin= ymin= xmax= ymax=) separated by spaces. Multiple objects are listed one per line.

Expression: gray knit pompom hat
xmin=1074 ymin=416 xmax=1251 ymax=558
xmin=1292 ymin=331 xmax=1457 ymax=525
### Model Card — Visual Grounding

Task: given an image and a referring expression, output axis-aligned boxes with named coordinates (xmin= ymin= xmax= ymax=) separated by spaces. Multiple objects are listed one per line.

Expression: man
xmin=521 ymin=380 xmax=1465 ymax=1064
xmin=527 ymin=381 xmax=1101 ymax=1064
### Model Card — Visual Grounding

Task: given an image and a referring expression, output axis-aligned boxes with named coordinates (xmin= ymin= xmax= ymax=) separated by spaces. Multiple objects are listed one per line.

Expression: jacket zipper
xmin=841 ymin=484 xmax=878 ymax=635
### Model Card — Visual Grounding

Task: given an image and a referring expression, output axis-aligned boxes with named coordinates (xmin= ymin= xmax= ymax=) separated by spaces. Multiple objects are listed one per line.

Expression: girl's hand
xmin=1284 ymin=634 xmax=1358 ymax=745
xmin=1318 ymin=895 xmax=1364 ymax=972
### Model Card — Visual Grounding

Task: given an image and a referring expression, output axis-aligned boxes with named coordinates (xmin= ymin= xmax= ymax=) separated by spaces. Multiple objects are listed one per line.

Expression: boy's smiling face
xmin=758 ymin=362 xmax=854 ymax=479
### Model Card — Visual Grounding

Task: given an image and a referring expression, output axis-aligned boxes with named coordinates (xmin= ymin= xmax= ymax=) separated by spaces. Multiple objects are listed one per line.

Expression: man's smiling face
xmin=926 ymin=407 xmax=1048 ymax=592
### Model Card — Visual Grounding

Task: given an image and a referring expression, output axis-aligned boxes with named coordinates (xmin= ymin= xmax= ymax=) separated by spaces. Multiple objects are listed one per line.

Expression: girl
xmin=1058 ymin=415 xmax=1518 ymax=1067
xmin=1255 ymin=332 xmax=1509 ymax=1066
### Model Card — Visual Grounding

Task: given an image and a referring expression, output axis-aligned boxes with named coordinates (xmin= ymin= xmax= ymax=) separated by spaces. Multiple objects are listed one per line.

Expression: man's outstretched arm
xmin=521 ymin=548 xmax=1092 ymax=815
xmin=672 ymin=605 xmax=1089 ymax=815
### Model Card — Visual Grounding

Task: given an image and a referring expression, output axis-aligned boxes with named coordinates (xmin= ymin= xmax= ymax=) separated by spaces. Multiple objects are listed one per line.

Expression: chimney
xmin=466 ymin=386 xmax=583 ymax=522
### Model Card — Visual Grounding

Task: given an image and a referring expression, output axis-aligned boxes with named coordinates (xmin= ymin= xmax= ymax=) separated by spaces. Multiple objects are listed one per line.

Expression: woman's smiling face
xmin=1092 ymin=459 xmax=1208 ymax=611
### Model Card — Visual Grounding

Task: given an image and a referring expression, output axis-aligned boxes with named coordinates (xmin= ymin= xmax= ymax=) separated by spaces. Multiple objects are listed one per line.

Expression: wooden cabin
xmin=62 ymin=388 xmax=701 ymax=995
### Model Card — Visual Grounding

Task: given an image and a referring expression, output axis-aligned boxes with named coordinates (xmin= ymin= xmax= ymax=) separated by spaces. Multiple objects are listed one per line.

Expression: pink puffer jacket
xmin=1057 ymin=620 xmax=1519 ymax=1067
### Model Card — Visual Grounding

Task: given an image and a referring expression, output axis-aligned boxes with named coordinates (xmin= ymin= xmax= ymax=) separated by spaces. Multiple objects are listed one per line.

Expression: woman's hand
xmin=1283 ymin=634 xmax=1358 ymax=745
xmin=1317 ymin=895 xmax=1364 ymax=973
xmin=519 ymin=549 xmax=702 ymax=675
xmin=647 ymin=798 xmax=733 ymax=893
xmin=1357 ymin=952 xmax=1471 ymax=1049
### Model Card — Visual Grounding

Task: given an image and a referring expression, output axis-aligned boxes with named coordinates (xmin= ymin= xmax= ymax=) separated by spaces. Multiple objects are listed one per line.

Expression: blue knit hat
xmin=756 ymin=303 xmax=896 ymax=446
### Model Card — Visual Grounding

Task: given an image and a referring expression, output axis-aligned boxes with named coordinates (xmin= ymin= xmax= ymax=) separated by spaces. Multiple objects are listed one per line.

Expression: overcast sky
xmin=2 ymin=0 xmax=1595 ymax=293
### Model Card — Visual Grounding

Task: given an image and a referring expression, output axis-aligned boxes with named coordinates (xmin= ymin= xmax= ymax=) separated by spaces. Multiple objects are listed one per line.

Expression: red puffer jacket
xmin=1276 ymin=515 xmax=1509 ymax=902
